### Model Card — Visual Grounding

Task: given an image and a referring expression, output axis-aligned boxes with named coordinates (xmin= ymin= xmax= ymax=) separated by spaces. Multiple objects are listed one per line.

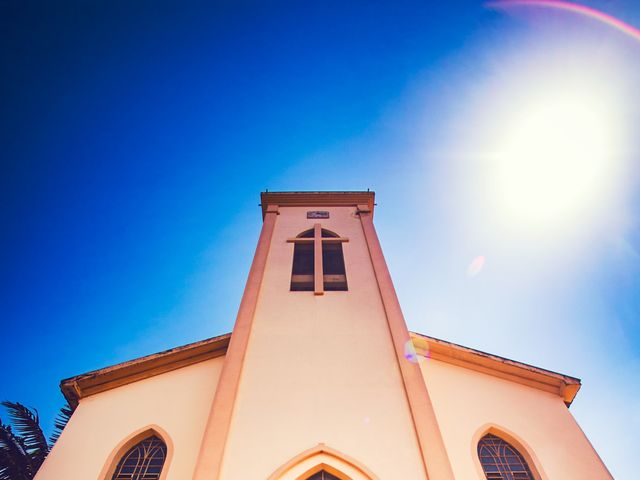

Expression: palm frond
xmin=48 ymin=402 xmax=73 ymax=446
xmin=0 ymin=419 xmax=32 ymax=480
xmin=0 ymin=402 xmax=49 ymax=472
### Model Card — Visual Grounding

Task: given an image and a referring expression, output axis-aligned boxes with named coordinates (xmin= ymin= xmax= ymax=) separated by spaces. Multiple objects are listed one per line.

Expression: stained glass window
xmin=306 ymin=471 xmax=341 ymax=480
xmin=478 ymin=434 xmax=534 ymax=480
xmin=111 ymin=435 xmax=167 ymax=480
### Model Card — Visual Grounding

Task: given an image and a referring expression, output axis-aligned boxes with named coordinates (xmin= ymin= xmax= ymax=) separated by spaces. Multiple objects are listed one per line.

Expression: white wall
xmin=420 ymin=358 xmax=612 ymax=479
xmin=35 ymin=356 xmax=224 ymax=480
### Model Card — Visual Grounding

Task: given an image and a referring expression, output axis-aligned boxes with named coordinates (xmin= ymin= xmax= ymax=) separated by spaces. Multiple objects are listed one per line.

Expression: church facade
xmin=35 ymin=191 xmax=612 ymax=480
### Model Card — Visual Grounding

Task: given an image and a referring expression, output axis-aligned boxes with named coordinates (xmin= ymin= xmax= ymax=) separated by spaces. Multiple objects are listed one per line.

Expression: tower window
xmin=289 ymin=226 xmax=348 ymax=293
xmin=291 ymin=242 xmax=314 ymax=291
xmin=478 ymin=434 xmax=534 ymax=480
xmin=322 ymin=242 xmax=347 ymax=291
xmin=111 ymin=435 xmax=167 ymax=480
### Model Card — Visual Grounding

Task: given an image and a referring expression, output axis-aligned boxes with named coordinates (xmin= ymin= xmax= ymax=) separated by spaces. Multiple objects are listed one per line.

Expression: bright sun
xmin=465 ymin=43 xmax=635 ymax=241
xmin=437 ymin=32 xmax=633 ymax=240
xmin=492 ymin=91 xmax=617 ymax=228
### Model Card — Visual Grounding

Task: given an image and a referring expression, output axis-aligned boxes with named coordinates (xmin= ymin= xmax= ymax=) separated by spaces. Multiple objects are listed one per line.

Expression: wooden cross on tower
xmin=287 ymin=223 xmax=349 ymax=295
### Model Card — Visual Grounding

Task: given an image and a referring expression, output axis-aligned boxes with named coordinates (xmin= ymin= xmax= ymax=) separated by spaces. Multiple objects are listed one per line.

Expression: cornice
xmin=260 ymin=191 xmax=375 ymax=219
xmin=60 ymin=333 xmax=231 ymax=408
xmin=410 ymin=332 xmax=581 ymax=406
xmin=59 ymin=330 xmax=581 ymax=408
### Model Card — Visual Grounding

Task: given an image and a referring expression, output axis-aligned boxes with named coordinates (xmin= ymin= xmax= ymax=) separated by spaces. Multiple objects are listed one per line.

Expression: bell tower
xmin=193 ymin=191 xmax=454 ymax=480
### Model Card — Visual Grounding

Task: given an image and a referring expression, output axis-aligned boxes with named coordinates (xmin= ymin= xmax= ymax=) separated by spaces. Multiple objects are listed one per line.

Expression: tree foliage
xmin=0 ymin=401 xmax=72 ymax=480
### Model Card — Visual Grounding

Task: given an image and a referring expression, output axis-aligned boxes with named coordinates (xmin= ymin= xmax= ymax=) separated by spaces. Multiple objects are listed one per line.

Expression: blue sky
xmin=2 ymin=0 xmax=639 ymax=477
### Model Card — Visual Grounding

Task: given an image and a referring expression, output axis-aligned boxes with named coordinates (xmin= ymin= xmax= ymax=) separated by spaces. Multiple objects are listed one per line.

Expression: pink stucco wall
xmin=420 ymin=357 xmax=612 ymax=479
xmin=34 ymin=356 xmax=224 ymax=480
xmin=220 ymin=206 xmax=426 ymax=479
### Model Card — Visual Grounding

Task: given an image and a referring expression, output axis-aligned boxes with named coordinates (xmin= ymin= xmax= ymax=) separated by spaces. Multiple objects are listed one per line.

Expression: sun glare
xmin=444 ymin=34 xmax=636 ymax=241
xmin=492 ymin=90 xmax=618 ymax=227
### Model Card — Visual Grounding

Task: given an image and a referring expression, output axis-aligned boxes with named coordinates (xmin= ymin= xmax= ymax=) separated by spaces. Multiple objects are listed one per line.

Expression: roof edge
xmin=60 ymin=333 xmax=231 ymax=408
xmin=260 ymin=191 xmax=375 ymax=219
xmin=410 ymin=332 xmax=581 ymax=406
xmin=59 ymin=329 xmax=582 ymax=408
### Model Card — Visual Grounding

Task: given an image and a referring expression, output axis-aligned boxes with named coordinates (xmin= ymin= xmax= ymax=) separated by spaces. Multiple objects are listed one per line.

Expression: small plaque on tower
xmin=307 ymin=211 xmax=329 ymax=219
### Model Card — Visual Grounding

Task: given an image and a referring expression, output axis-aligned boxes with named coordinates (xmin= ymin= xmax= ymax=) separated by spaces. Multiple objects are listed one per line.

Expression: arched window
xmin=478 ymin=434 xmax=534 ymax=480
xmin=111 ymin=435 xmax=167 ymax=480
xmin=290 ymin=227 xmax=347 ymax=292
xmin=306 ymin=471 xmax=341 ymax=480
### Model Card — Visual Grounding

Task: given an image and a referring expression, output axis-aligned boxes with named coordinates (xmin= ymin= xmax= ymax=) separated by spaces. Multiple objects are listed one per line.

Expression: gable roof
xmin=410 ymin=332 xmax=581 ymax=406
xmin=60 ymin=331 xmax=581 ymax=408
xmin=60 ymin=333 xmax=230 ymax=408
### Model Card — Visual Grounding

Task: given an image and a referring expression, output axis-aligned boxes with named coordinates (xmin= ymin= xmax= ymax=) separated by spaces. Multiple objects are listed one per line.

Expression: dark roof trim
xmin=60 ymin=330 xmax=582 ymax=407
xmin=60 ymin=333 xmax=231 ymax=407
xmin=410 ymin=332 xmax=581 ymax=406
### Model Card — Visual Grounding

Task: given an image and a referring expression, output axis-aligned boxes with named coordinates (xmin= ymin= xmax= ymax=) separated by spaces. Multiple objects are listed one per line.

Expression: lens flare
xmin=404 ymin=339 xmax=428 ymax=363
xmin=468 ymin=256 xmax=486 ymax=277
xmin=486 ymin=0 xmax=640 ymax=43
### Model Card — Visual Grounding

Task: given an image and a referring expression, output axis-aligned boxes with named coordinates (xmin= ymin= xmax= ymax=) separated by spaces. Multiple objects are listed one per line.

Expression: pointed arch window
xmin=306 ymin=471 xmax=341 ymax=480
xmin=289 ymin=225 xmax=348 ymax=293
xmin=478 ymin=434 xmax=534 ymax=480
xmin=111 ymin=435 xmax=167 ymax=480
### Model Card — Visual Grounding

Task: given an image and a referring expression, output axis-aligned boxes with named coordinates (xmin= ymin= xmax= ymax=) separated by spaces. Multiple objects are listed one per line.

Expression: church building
xmin=35 ymin=191 xmax=612 ymax=479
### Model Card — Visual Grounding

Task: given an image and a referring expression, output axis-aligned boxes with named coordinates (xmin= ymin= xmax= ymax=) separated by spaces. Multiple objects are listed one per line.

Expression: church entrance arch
xmin=267 ymin=444 xmax=379 ymax=480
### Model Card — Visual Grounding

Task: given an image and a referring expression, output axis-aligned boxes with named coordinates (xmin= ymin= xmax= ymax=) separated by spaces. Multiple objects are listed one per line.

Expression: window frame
xmin=473 ymin=426 xmax=543 ymax=480
xmin=289 ymin=228 xmax=348 ymax=292
xmin=99 ymin=425 xmax=173 ymax=480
